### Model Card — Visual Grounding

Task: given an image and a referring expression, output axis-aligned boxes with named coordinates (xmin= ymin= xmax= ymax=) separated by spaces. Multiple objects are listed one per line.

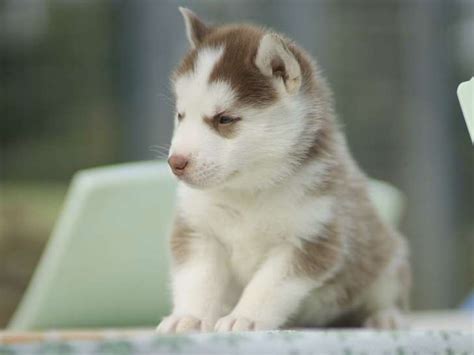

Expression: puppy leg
xmin=215 ymin=244 xmax=339 ymax=332
xmin=363 ymin=258 xmax=410 ymax=330
xmin=157 ymin=238 xmax=232 ymax=334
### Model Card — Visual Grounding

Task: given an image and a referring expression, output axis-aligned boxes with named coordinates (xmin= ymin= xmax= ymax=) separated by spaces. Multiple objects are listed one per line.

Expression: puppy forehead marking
xmin=192 ymin=46 xmax=223 ymax=84
xmin=175 ymin=46 xmax=236 ymax=116
xmin=208 ymin=27 xmax=278 ymax=106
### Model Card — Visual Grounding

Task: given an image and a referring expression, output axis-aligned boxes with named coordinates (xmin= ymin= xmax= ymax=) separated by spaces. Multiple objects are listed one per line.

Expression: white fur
xmin=177 ymin=175 xmax=335 ymax=280
xmin=159 ymin=40 xmax=342 ymax=333
xmin=171 ymin=47 xmax=238 ymax=187
xmin=158 ymin=28 xmax=406 ymax=333
xmin=215 ymin=245 xmax=316 ymax=331
xmin=170 ymin=237 xmax=234 ymax=323
xmin=160 ymin=167 xmax=342 ymax=333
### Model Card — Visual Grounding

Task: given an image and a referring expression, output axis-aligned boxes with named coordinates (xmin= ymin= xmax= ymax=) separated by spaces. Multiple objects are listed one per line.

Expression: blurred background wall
xmin=0 ymin=0 xmax=473 ymax=327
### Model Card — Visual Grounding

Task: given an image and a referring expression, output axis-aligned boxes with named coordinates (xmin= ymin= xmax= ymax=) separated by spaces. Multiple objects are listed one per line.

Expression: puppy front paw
xmin=156 ymin=314 xmax=213 ymax=334
xmin=214 ymin=314 xmax=273 ymax=332
xmin=363 ymin=308 xmax=405 ymax=329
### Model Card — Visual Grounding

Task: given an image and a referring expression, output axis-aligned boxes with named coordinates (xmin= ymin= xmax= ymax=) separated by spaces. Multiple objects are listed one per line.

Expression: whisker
xmin=157 ymin=83 xmax=174 ymax=109
xmin=154 ymin=152 xmax=169 ymax=160
xmin=157 ymin=93 xmax=175 ymax=109
xmin=149 ymin=144 xmax=171 ymax=152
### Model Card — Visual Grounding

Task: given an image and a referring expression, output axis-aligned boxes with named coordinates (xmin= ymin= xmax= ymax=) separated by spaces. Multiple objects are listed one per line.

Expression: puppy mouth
xmin=176 ymin=163 xmax=223 ymax=188
xmin=179 ymin=175 xmax=220 ymax=189
xmin=179 ymin=166 xmax=241 ymax=190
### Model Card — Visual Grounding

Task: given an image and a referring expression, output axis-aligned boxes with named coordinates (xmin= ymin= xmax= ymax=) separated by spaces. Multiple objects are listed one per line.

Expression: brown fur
xmin=203 ymin=115 xmax=241 ymax=139
xmin=206 ymin=26 xmax=278 ymax=106
xmin=291 ymin=128 xmax=410 ymax=317
xmin=291 ymin=223 xmax=343 ymax=278
xmin=181 ymin=7 xmax=211 ymax=47
xmin=328 ymin=179 xmax=399 ymax=308
xmin=169 ymin=217 xmax=194 ymax=265
xmin=173 ymin=24 xmax=322 ymax=108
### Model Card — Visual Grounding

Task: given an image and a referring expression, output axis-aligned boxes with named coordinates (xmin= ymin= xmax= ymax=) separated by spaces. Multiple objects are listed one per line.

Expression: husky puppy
xmin=157 ymin=7 xmax=410 ymax=333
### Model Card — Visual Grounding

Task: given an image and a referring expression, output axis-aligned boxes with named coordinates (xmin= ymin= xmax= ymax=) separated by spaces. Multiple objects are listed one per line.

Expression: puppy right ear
xmin=255 ymin=33 xmax=302 ymax=95
xmin=179 ymin=7 xmax=210 ymax=48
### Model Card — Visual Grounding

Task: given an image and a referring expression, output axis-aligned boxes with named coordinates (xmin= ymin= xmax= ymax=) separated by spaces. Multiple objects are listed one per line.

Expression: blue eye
xmin=218 ymin=115 xmax=235 ymax=124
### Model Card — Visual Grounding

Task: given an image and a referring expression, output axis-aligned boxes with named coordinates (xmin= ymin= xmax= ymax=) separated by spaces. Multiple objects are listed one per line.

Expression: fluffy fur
xmin=157 ymin=7 xmax=411 ymax=333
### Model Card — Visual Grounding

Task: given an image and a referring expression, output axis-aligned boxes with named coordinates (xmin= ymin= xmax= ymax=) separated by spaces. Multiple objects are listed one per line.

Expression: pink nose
xmin=168 ymin=155 xmax=189 ymax=176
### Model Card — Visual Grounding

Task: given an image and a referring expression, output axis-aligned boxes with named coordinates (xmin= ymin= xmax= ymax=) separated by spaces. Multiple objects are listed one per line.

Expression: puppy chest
xmin=209 ymin=207 xmax=297 ymax=284
xmin=184 ymin=191 xmax=332 ymax=282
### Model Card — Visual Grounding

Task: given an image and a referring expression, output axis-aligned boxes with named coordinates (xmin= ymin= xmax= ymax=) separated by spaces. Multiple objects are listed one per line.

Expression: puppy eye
xmin=215 ymin=114 xmax=239 ymax=125
xmin=219 ymin=116 xmax=234 ymax=124
xmin=177 ymin=112 xmax=184 ymax=121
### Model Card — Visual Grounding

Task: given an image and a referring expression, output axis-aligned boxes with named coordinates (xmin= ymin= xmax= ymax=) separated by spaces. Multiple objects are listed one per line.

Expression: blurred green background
xmin=0 ymin=0 xmax=473 ymax=327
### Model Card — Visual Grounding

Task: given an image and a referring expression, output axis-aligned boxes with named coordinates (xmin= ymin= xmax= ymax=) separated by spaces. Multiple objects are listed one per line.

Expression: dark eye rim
xmin=177 ymin=112 xmax=184 ymax=121
xmin=214 ymin=113 xmax=241 ymax=125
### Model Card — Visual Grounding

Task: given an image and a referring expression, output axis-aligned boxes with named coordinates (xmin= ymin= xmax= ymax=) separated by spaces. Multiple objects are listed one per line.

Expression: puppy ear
xmin=255 ymin=33 xmax=302 ymax=95
xmin=179 ymin=7 xmax=210 ymax=48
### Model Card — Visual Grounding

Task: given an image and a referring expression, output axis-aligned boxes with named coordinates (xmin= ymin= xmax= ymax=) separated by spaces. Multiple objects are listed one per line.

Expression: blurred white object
xmin=457 ymin=77 xmax=474 ymax=144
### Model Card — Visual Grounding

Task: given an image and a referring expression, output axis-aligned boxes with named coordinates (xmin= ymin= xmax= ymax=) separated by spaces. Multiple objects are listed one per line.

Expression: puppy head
xmin=168 ymin=8 xmax=319 ymax=190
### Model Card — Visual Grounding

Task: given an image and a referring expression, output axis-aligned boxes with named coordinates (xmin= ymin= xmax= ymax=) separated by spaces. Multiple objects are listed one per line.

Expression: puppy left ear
xmin=255 ymin=33 xmax=302 ymax=95
xmin=179 ymin=7 xmax=210 ymax=48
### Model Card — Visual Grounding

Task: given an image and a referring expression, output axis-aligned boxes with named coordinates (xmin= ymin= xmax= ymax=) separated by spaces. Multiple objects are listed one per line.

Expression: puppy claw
xmin=215 ymin=315 xmax=271 ymax=332
xmin=157 ymin=314 xmax=210 ymax=334
xmin=364 ymin=309 xmax=405 ymax=330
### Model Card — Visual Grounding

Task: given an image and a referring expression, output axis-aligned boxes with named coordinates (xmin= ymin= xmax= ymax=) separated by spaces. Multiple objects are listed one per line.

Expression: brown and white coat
xmin=157 ymin=7 xmax=410 ymax=333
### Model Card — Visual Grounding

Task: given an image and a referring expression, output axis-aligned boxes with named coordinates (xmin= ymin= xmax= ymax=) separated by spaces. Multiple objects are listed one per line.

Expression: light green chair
xmin=8 ymin=161 xmax=404 ymax=330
